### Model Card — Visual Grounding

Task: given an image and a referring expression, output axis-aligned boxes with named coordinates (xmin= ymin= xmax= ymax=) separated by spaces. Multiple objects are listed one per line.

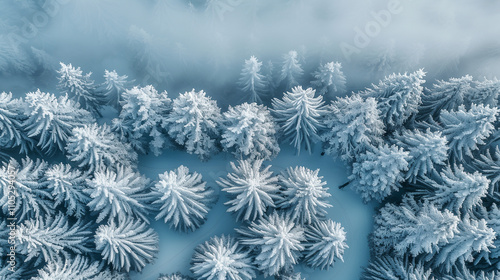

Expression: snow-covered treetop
xmin=279 ymin=50 xmax=304 ymax=89
xmin=470 ymin=77 xmax=500 ymax=107
xmin=103 ymin=69 xmax=133 ymax=108
xmin=238 ymin=55 xmax=267 ymax=103
xmin=311 ymin=61 xmax=347 ymax=98
xmin=0 ymin=91 xmax=32 ymax=154
xmin=304 ymin=219 xmax=348 ymax=270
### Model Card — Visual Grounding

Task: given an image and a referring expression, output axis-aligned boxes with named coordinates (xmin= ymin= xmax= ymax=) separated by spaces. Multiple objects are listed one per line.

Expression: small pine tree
xmin=361 ymin=69 xmax=425 ymax=130
xmin=362 ymin=255 xmax=433 ymax=280
xmin=440 ymin=104 xmax=498 ymax=161
xmin=85 ymin=164 xmax=153 ymax=223
xmin=304 ymin=219 xmax=348 ymax=270
xmin=278 ymin=50 xmax=303 ymax=89
xmin=191 ymin=235 xmax=256 ymax=280
xmin=32 ymin=255 xmax=101 ymax=280
xmin=238 ymin=56 xmax=267 ymax=103
xmin=153 ymin=165 xmax=216 ymax=232
xmin=372 ymin=196 xmax=459 ymax=257
xmin=220 ymin=102 xmax=280 ymax=160
xmin=0 ymin=92 xmax=33 ymax=154
xmin=236 ymin=211 xmax=305 ymax=277
xmin=16 ymin=213 xmax=92 ymax=265
xmin=272 ymin=86 xmax=327 ymax=154
xmin=321 ymin=94 xmax=384 ymax=163
xmin=166 ymin=89 xmax=221 ymax=160
xmin=217 ymin=159 xmax=280 ymax=222
xmin=277 ymin=166 xmax=331 ymax=224
xmin=112 ymin=85 xmax=171 ymax=156
xmin=311 ymin=61 xmax=347 ymax=98
xmin=45 ymin=163 xmax=89 ymax=218
xmin=66 ymin=123 xmax=138 ymax=173
xmin=22 ymin=90 xmax=95 ymax=155
xmin=103 ymin=69 xmax=132 ymax=108
xmin=95 ymin=216 xmax=159 ymax=272
xmin=393 ymin=128 xmax=449 ymax=183
xmin=57 ymin=62 xmax=105 ymax=116
xmin=349 ymin=144 xmax=410 ymax=202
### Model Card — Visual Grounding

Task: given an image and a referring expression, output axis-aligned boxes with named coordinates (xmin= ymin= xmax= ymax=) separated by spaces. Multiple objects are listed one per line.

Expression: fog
xmin=1 ymin=0 xmax=499 ymax=107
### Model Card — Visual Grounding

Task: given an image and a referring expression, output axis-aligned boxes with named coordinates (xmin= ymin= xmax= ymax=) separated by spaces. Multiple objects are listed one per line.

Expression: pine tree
xmin=191 ymin=235 xmax=256 ymax=280
xmin=112 ymin=85 xmax=171 ymax=156
xmin=277 ymin=166 xmax=331 ymax=224
xmin=0 ymin=157 xmax=52 ymax=221
xmin=469 ymin=77 xmax=500 ymax=107
xmin=304 ymin=219 xmax=348 ymax=270
xmin=220 ymin=102 xmax=280 ymax=160
xmin=238 ymin=56 xmax=267 ymax=103
xmin=95 ymin=216 xmax=159 ymax=272
xmin=349 ymin=144 xmax=410 ymax=202
xmin=153 ymin=165 xmax=216 ymax=232
xmin=166 ymin=89 xmax=221 ymax=160
xmin=0 ymin=92 xmax=33 ymax=154
xmin=279 ymin=51 xmax=303 ymax=89
xmin=362 ymin=255 xmax=433 ymax=280
xmin=16 ymin=213 xmax=92 ymax=265
xmin=22 ymin=90 xmax=95 ymax=155
xmin=372 ymin=196 xmax=459 ymax=257
xmin=361 ymin=69 xmax=425 ymax=130
xmin=32 ymin=255 xmax=101 ymax=280
xmin=85 ymin=164 xmax=153 ymax=223
xmin=311 ymin=61 xmax=347 ymax=98
xmin=473 ymin=146 xmax=500 ymax=193
xmin=217 ymin=159 xmax=280 ymax=222
xmin=45 ymin=163 xmax=89 ymax=218
xmin=66 ymin=123 xmax=138 ymax=173
xmin=421 ymin=164 xmax=489 ymax=214
xmin=263 ymin=60 xmax=277 ymax=97
xmin=103 ymin=69 xmax=132 ymax=108
xmin=393 ymin=129 xmax=448 ymax=183
xmin=321 ymin=94 xmax=384 ymax=163
xmin=272 ymin=86 xmax=327 ymax=155
xmin=419 ymin=75 xmax=473 ymax=119
xmin=57 ymin=62 xmax=105 ymax=116
xmin=440 ymin=104 xmax=498 ymax=161
xmin=236 ymin=211 xmax=305 ymax=277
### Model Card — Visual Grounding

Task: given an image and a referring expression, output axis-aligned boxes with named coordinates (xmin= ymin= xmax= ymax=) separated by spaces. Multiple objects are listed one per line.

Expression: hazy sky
xmin=1 ymin=0 xmax=499 ymax=105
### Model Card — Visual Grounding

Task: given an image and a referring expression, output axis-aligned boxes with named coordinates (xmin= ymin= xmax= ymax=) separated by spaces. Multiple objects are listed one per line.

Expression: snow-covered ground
xmin=131 ymin=144 xmax=376 ymax=280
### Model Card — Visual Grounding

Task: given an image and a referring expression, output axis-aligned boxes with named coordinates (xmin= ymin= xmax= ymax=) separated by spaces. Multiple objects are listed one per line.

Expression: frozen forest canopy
xmin=0 ymin=1 xmax=500 ymax=280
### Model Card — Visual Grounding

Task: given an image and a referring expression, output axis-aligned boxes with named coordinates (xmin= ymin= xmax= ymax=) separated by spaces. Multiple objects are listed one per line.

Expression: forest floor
xmin=130 ymin=143 xmax=377 ymax=280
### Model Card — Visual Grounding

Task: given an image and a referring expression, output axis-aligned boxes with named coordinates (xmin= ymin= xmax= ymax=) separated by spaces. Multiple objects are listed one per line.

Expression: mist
xmin=1 ymin=0 xmax=499 ymax=108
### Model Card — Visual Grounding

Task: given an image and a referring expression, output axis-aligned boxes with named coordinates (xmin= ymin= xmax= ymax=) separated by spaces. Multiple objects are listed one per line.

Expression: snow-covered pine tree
xmin=469 ymin=77 xmax=500 ymax=107
xmin=278 ymin=50 xmax=303 ymax=90
xmin=311 ymin=61 xmax=346 ymax=99
xmin=66 ymin=123 xmax=138 ymax=173
xmin=153 ymin=165 xmax=216 ymax=232
xmin=0 ymin=157 xmax=52 ymax=221
xmin=0 ymin=92 xmax=33 ymax=154
xmin=349 ymin=144 xmax=410 ymax=202
xmin=57 ymin=62 xmax=105 ymax=116
xmin=22 ymin=90 xmax=95 ymax=155
xmin=220 ymin=102 xmax=280 ymax=160
xmin=440 ymin=104 xmax=498 ymax=161
xmin=103 ymin=69 xmax=133 ymax=109
xmin=372 ymin=195 xmax=459 ymax=257
xmin=16 ymin=213 xmax=92 ymax=265
xmin=166 ymin=89 xmax=221 ymax=160
xmin=321 ymin=94 xmax=384 ymax=163
xmin=157 ymin=273 xmax=193 ymax=280
xmin=112 ymin=85 xmax=171 ymax=156
xmin=420 ymin=164 xmax=489 ymax=214
xmin=429 ymin=214 xmax=495 ymax=272
xmin=45 ymin=163 xmax=89 ymax=218
xmin=95 ymin=216 xmax=159 ymax=272
xmin=238 ymin=56 xmax=267 ymax=103
xmin=272 ymin=86 xmax=326 ymax=155
xmin=31 ymin=255 xmax=100 ymax=280
xmin=191 ymin=235 xmax=256 ymax=280
xmin=236 ymin=211 xmax=305 ymax=277
xmin=392 ymin=128 xmax=448 ymax=183
xmin=217 ymin=159 xmax=280 ymax=222
xmin=473 ymin=146 xmax=500 ymax=193
xmin=304 ymin=219 xmax=348 ymax=270
xmin=85 ymin=164 xmax=153 ymax=223
xmin=360 ymin=69 xmax=425 ymax=130
xmin=277 ymin=166 xmax=331 ymax=224
xmin=418 ymin=75 xmax=473 ymax=120
xmin=362 ymin=255 xmax=433 ymax=280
